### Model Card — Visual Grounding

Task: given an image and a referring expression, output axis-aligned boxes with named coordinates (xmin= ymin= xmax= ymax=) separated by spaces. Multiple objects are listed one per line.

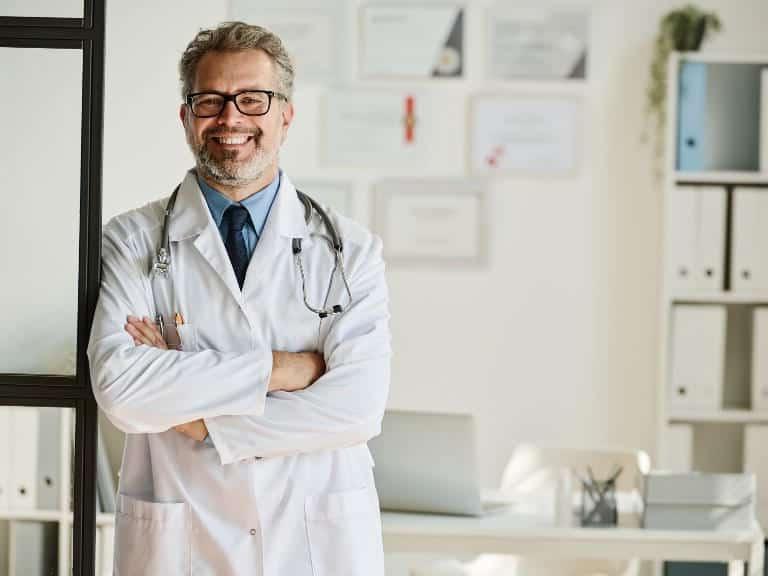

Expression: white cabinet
xmin=732 ymin=187 xmax=768 ymax=293
xmin=669 ymin=305 xmax=726 ymax=410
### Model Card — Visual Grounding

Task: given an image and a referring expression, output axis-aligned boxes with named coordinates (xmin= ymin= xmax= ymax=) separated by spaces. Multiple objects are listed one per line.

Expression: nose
xmin=216 ymin=99 xmax=243 ymax=125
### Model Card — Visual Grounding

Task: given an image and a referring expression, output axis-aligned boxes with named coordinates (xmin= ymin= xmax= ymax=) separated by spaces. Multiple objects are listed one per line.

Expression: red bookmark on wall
xmin=404 ymin=95 xmax=416 ymax=144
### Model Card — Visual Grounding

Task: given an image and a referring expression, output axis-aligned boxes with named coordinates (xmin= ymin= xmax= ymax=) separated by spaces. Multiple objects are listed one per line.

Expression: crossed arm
xmin=89 ymin=226 xmax=390 ymax=463
xmin=124 ymin=315 xmax=324 ymax=441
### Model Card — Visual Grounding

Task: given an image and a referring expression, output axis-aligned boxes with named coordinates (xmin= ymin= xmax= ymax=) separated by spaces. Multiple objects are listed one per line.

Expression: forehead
xmin=193 ymin=49 xmax=276 ymax=91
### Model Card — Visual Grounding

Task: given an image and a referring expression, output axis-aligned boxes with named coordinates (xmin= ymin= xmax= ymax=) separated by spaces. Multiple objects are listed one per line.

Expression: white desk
xmin=382 ymin=511 xmax=765 ymax=576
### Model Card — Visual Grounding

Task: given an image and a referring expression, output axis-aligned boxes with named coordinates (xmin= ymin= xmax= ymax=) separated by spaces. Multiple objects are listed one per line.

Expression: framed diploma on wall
xmin=469 ymin=94 xmax=582 ymax=177
xmin=360 ymin=3 xmax=465 ymax=78
xmin=373 ymin=179 xmax=487 ymax=266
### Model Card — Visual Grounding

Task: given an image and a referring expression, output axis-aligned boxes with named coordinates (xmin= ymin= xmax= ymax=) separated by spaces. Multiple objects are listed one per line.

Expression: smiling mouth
xmin=210 ymin=135 xmax=254 ymax=145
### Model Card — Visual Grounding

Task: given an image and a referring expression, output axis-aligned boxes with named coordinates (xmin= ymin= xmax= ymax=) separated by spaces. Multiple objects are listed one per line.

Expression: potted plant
xmin=646 ymin=5 xmax=722 ymax=161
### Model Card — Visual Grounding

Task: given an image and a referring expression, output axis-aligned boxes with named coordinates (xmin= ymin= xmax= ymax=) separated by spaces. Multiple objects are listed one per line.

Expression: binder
xmin=669 ymin=305 xmax=726 ymax=410
xmin=0 ymin=407 xmax=10 ymax=510
xmin=36 ymin=407 xmax=60 ymax=510
xmin=696 ymin=186 xmax=726 ymax=292
xmin=667 ymin=187 xmax=697 ymax=293
xmin=732 ymin=187 xmax=768 ymax=293
xmin=762 ymin=69 xmax=768 ymax=173
xmin=677 ymin=61 xmax=707 ymax=171
xmin=8 ymin=521 xmax=57 ymax=575
xmin=752 ymin=308 xmax=768 ymax=412
xmin=9 ymin=407 xmax=38 ymax=510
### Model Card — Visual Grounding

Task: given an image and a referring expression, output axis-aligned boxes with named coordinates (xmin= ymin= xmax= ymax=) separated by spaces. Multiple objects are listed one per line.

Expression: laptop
xmin=368 ymin=410 xmax=515 ymax=516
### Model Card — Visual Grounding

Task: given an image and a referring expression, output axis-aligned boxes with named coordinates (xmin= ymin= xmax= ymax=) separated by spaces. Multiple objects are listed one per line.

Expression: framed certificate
xmin=373 ymin=180 xmax=487 ymax=266
xmin=229 ymin=0 xmax=347 ymax=84
xmin=487 ymin=3 xmax=590 ymax=80
xmin=360 ymin=3 xmax=464 ymax=78
xmin=323 ymin=89 xmax=428 ymax=169
xmin=469 ymin=94 xmax=581 ymax=176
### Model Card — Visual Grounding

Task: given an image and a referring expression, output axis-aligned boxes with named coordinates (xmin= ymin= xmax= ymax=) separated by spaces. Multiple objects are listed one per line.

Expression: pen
xmin=175 ymin=312 xmax=184 ymax=326
xmin=154 ymin=313 xmax=165 ymax=338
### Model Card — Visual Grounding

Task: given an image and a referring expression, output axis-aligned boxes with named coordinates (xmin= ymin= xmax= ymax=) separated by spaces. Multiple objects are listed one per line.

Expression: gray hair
xmin=179 ymin=21 xmax=295 ymax=100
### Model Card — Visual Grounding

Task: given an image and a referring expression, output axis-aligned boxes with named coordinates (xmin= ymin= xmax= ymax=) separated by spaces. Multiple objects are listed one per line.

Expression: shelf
xmin=0 ymin=509 xmax=63 ymax=522
xmin=668 ymin=410 xmax=768 ymax=424
xmin=674 ymin=171 xmax=768 ymax=186
xmin=671 ymin=293 xmax=768 ymax=305
xmin=0 ymin=509 xmax=115 ymax=524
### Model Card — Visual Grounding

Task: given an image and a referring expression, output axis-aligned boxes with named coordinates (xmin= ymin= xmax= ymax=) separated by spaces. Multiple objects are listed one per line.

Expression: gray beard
xmin=194 ymin=139 xmax=276 ymax=188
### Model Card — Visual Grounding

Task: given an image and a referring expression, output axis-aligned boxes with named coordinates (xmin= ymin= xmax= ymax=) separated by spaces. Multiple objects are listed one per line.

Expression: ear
xmin=179 ymin=103 xmax=188 ymax=126
xmin=280 ymin=100 xmax=294 ymax=143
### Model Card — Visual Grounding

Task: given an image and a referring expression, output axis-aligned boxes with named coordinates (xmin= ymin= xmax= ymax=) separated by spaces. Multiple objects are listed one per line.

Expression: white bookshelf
xmin=0 ymin=408 xmax=115 ymax=576
xmin=657 ymin=52 xmax=768 ymax=532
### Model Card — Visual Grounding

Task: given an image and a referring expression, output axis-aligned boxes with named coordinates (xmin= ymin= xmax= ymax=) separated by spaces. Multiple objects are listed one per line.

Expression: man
xmin=88 ymin=22 xmax=390 ymax=575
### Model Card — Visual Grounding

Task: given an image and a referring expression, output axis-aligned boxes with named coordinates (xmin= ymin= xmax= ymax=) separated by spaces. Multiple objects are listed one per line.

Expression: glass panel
xmin=0 ymin=47 xmax=82 ymax=375
xmin=0 ymin=407 xmax=74 ymax=575
xmin=0 ymin=0 xmax=84 ymax=18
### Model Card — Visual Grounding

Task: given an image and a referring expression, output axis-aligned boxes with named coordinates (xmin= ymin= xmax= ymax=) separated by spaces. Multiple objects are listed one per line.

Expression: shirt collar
xmin=197 ymin=170 xmax=281 ymax=236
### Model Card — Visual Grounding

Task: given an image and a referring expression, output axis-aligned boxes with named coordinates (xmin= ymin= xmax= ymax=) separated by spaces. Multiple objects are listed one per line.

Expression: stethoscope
xmin=150 ymin=183 xmax=353 ymax=335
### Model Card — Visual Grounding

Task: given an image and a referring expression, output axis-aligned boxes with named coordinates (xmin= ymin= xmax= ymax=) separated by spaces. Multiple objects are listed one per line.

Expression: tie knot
xmin=224 ymin=204 xmax=250 ymax=232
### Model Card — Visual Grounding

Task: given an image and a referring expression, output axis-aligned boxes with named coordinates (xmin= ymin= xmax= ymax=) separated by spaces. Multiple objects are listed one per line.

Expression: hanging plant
xmin=646 ymin=5 xmax=722 ymax=164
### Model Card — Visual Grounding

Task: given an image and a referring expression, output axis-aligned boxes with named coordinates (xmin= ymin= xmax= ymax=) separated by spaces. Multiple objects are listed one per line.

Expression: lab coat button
xmin=250 ymin=528 xmax=257 ymax=536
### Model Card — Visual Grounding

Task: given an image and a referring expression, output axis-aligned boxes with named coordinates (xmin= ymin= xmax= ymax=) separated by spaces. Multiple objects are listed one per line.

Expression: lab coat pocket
xmin=114 ymin=494 xmax=190 ymax=576
xmin=305 ymin=485 xmax=384 ymax=576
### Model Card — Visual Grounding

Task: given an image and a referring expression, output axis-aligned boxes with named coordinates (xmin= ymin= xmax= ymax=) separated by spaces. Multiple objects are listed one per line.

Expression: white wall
xmin=102 ymin=0 xmax=768 ymax=487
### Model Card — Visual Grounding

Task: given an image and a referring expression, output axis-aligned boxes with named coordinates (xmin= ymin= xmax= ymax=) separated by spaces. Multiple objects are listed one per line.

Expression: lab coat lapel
xmin=168 ymin=170 xmax=244 ymax=306
xmin=241 ymin=174 xmax=307 ymax=293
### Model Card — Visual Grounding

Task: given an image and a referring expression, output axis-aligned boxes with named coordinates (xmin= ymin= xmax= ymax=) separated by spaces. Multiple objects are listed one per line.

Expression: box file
xmin=669 ymin=306 xmax=726 ymax=410
xmin=9 ymin=407 xmax=38 ymax=510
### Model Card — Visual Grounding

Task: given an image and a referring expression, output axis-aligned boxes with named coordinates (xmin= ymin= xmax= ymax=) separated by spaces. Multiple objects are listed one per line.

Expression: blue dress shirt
xmin=198 ymin=171 xmax=281 ymax=260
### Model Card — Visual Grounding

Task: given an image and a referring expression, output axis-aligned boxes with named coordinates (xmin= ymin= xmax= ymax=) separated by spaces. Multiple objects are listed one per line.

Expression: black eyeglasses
xmin=185 ymin=89 xmax=287 ymax=118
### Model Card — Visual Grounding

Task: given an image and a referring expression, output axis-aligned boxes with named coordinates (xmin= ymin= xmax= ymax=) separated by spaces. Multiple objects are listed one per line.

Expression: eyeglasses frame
xmin=185 ymin=89 xmax=288 ymax=118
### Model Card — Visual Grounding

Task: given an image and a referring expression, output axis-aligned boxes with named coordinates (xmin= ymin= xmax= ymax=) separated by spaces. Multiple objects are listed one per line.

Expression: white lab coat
xmin=88 ymin=170 xmax=391 ymax=576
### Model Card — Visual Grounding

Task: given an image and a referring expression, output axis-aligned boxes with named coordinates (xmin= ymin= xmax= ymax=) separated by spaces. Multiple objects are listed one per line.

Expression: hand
xmin=125 ymin=316 xmax=167 ymax=349
xmin=174 ymin=419 xmax=208 ymax=442
xmin=269 ymin=351 xmax=326 ymax=393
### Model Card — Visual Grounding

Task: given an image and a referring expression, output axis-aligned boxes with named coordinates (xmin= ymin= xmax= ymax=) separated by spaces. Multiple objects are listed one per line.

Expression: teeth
xmin=216 ymin=136 xmax=248 ymax=145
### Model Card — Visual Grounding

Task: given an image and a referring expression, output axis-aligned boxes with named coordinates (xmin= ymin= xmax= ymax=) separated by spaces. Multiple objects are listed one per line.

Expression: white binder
xmin=753 ymin=308 xmax=768 ymax=412
xmin=667 ymin=186 xmax=726 ymax=293
xmin=667 ymin=186 xmax=697 ymax=293
xmin=0 ymin=407 xmax=10 ymax=510
xmin=732 ymin=188 xmax=768 ymax=293
xmin=36 ymin=407 xmax=60 ymax=510
xmin=9 ymin=407 xmax=38 ymax=510
xmin=669 ymin=305 xmax=726 ymax=410
xmin=696 ymin=186 xmax=726 ymax=291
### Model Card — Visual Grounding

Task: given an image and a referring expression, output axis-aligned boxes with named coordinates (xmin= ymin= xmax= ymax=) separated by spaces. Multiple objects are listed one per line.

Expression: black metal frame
xmin=0 ymin=1 xmax=104 ymax=574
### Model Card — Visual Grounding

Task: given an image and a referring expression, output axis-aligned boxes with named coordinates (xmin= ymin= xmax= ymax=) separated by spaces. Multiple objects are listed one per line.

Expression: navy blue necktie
xmin=223 ymin=205 xmax=251 ymax=289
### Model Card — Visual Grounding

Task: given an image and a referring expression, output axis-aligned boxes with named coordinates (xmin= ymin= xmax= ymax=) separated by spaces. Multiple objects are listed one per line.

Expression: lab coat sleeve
xmin=88 ymin=226 xmax=271 ymax=434
xmin=204 ymin=235 xmax=391 ymax=465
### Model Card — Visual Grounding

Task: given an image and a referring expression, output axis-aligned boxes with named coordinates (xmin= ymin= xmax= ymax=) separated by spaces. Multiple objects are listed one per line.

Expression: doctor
xmin=88 ymin=21 xmax=390 ymax=575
